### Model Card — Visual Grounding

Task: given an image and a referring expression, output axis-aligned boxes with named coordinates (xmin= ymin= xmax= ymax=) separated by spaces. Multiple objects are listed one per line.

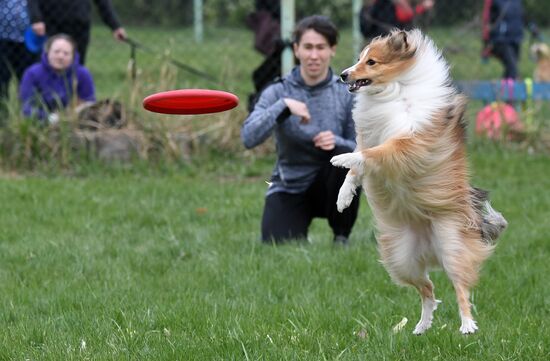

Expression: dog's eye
xmin=366 ymin=59 xmax=376 ymax=66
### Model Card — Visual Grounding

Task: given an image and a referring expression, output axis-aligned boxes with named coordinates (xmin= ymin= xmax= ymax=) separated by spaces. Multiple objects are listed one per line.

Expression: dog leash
xmin=122 ymin=37 xmax=219 ymax=84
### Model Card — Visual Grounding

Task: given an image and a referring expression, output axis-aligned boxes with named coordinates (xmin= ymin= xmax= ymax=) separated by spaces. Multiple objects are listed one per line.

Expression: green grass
xmin=1 ymin=23 xmax=549 ymax=359
xmin=1 ymin=145 xmax=549 ymax=360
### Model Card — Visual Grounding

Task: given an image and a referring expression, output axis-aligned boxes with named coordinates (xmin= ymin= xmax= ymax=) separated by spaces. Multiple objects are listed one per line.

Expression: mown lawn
xmin=0 ymin=144 xmax=549 ymax=360
xmin=1 ymin=22 xmax=549 ymax=360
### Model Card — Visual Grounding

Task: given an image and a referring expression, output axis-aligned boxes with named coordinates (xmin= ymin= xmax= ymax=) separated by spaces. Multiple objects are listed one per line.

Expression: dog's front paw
xmin=459 ymin=317 xmax=478 ymax=334
xmin=412 ymin=299 xmax=441 ymax=335
xmin=337 ymin=182 xmax=356 ymax=212
xmin=330 ymin=152 xmax=364 ymax=169
xmin=413 ymin=320 xmax=432 ymax=335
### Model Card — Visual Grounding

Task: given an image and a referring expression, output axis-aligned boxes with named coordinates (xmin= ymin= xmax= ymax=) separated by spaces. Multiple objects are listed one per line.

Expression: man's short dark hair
xmin=293 ymin=15 xmax=339 ymax=47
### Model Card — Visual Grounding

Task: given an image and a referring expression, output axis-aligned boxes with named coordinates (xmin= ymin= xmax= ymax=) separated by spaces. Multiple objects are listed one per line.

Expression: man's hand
xmin=313 ymin=130 xmax=336 ymax=151
xmin=113 ymin=27 xmax=128 ymax=41
xmin=32 ymin=22 xmax=46 ymax=36
xmin=283 ymin=98 xmax=310 ymax=124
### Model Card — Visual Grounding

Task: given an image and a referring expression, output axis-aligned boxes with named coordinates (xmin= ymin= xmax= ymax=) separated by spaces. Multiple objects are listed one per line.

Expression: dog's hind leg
xmin=432 ymin=218 xmax=488 ymax=334
xmin=379 ymin=227 xmax=441 ymax=334
xmin=452 ymin=281 xmax=477 ymax=334
xmin=412 ymin=277 xmax=441 ymax=335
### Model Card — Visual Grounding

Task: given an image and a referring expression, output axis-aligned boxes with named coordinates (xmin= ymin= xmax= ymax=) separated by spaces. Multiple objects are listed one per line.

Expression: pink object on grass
xmin=475 ymin=102 xmax=523 ymax=139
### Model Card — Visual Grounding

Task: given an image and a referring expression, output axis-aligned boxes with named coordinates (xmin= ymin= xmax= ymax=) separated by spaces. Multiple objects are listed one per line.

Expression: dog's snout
xmin=340 ymin=71 xmax=349 ymax=82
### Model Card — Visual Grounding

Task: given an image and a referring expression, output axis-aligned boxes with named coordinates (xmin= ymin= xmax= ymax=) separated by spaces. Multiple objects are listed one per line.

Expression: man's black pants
xmin=261 ymin=148 xmax=361 ymax=243
xmin=0 ymin=40 xmax=38 ymax=98
xmin=492 ymin=41 xmax=520 ymax=79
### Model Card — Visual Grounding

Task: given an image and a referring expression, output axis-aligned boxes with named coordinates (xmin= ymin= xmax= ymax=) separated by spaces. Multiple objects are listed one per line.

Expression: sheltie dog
xmin=331 ymin=30 xmax=507 ymax=334
xmin=530 ymin=42 xmax=550 ymax=82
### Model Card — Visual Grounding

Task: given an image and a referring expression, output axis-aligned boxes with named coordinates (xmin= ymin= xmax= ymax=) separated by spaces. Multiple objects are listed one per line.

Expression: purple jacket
xmin=19 ymin=52 xmax=96 ymax=120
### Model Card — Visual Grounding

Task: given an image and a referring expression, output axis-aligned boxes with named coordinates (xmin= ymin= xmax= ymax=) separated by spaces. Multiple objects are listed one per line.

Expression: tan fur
xmin=363 ymin=101 xmax=493 ymax=282
xmin=354 ymin=33 xmax=417 ymax=86
xmin=531 ymin=43 xmax=550 ymax=82
xmin=336 ymin=31 xmax=495 ymax=334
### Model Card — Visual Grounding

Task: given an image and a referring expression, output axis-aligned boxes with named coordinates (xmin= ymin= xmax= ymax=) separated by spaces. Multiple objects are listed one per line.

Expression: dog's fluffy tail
xmin=470 ymin=187 xmax=508 ymax=244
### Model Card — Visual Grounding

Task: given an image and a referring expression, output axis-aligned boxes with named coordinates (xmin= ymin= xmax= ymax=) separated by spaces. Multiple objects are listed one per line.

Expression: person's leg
xmin=252 ymin=53 xmax=281 ymax=93
xmin=309 ymin=146 xmax=360 ymax=242
xmin=71 ymin=21 xmax=91 ymax=65
xmin=12 ymin=42 xmax=39 ymax=81
xmin=0 ymin=41 xmax=12 ymax=99
xmin=261 ymin=191 xmax=313 ymax=243
xmin=249 ymin=50 xmax=283 ymax=111
xmin=45 ymin=20 xmax=61 ymax=37
xmin=0 ymin=41 xmax=38 ymax=104
xmin=511 ymin=41 xmax=520 ymax=71
xmin=492 ymin=42 xmax=518 ymax=79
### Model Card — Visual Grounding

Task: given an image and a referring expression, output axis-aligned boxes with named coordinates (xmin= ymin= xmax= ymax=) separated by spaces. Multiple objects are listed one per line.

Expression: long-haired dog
xmin=331 ymin=30 xmax=507 ymax=334
xmin=530 ymin=42 xmax=550 ymax=82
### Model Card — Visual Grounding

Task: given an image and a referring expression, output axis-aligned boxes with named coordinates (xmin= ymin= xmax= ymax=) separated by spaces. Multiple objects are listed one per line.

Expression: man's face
xmin=293 ymin=29 xmax=336 ymax=85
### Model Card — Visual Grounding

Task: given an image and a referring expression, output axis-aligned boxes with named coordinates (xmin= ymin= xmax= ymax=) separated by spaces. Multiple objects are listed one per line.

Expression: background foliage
xmin=108 ymin=0 xmax=550 ymax=27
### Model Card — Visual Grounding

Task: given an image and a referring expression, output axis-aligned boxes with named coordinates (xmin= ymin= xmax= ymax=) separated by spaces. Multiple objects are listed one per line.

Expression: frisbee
xmin=24 ymin=27 xmax=47 ymax=54
xmin=142 ymin=89 xmax=239 ymax=115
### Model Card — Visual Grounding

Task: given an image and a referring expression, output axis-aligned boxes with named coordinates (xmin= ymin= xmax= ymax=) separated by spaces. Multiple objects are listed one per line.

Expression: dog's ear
xmin=389 ymin=31 xmax=409 ymax=52
xmin=531 ymin=43 xmax=550 ymax=59
xmin=388 ymin=31 xmax=415 ymax=59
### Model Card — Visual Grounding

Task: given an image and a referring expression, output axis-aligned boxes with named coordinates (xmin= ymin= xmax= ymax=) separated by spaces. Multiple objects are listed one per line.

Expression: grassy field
xmin=0 ymin=144 xmax=549 ymax=360
xmin=0 ymin=24 xmax=549 ymax=359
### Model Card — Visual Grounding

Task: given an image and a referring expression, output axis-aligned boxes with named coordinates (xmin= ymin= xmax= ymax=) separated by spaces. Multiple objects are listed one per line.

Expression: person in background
xmin=359 ymin=0 xmax=435 ymax=40
xmin=482 ymin=0 xmax=524 ymax=80
xmin=241 ymin=15 xmax=360 ymax=244
xmin=0 ymin=0 xmax=38 ymax=99
xmin=27 ymin=0 xmax=127 ymax=64
xmin=481 ymin=0 xmax=541 ymax=80
xmin=19 ymin=33 xmax=96 ymax=123
xmin=246 ymin=0 xmax=291 ymax=112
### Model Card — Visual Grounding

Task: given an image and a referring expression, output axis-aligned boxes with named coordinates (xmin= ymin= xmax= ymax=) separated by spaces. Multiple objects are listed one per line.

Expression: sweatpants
xmin=492 ymin=41 xmax=520 ymax=79
xmin=261 ymin=148 xmax=360 ymax=243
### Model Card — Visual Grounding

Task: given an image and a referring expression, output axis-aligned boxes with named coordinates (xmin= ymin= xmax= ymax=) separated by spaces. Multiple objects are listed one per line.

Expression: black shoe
xmin=333 ymin=235 xmax=349 ymax=245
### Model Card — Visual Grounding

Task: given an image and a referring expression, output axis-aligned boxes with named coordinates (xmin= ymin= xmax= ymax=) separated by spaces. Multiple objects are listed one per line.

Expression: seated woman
xmin=19 ymin=33 xmax=95 ymax=123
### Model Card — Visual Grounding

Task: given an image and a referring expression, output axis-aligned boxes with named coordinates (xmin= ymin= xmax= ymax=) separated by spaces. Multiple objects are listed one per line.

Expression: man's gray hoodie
xmin=241 ymin=66 xmax=356 ymax=195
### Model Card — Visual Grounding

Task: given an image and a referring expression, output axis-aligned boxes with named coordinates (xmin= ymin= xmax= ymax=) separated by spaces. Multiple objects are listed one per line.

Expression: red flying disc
xmin=143 ymin=89 xmax=239 ymax=115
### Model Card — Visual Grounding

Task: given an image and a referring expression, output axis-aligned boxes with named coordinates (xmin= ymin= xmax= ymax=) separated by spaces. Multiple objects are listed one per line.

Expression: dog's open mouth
xmin=348 ymin=79 xmax=372 ymax=92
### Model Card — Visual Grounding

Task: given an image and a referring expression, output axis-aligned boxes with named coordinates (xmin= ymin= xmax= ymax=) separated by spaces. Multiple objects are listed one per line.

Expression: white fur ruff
xmin=353 ymin=32 xmax=455 ymax=147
